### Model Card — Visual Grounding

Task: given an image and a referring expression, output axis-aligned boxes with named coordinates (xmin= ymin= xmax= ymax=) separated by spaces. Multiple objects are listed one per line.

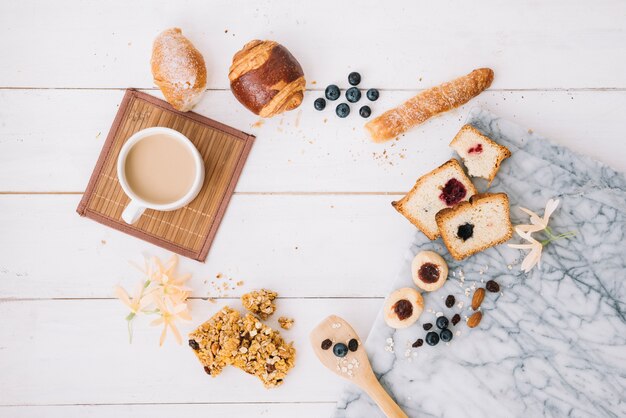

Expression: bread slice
xmin=392 ymin=159 xmax=476 ymax=240
xmin=436 ymin=193 xmax=513 ymax=260
xmin=450 ymin=125 xmax=511 ymax=185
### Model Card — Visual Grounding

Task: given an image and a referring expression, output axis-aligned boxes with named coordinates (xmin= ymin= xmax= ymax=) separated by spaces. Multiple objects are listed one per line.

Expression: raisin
xmin=486 ymin=280 xmax=500 ymax=293
xmin=439 ymin=178 xmax=467 ymax=206
xmin=418 ymin=262 xmax=440 ymax=283
xmin=348 ymin=338 xmax=359 ymax=352
xmin=412 ymin=338 xmax=424 ymax=348
xmin=321 ymin=339 xmax=333 ymax=350
xmin=457 ymin=223 xmax=474 ymax=241
xmin=393 ymin=299 xmax=413 ymax=320
xmin=188 ymin=339 xmax=200 ymax=350
xmin=203 ymin=366 xmax=211 ymax=375
xmin=451 ymin=313 xmax=461 ymax=326
xmin=468 ymin=143 xmax=483 ymax=154
xmin=423 ymin=323 xmax=433 ymax=331
xmin=266 ymin=364 xmax=276 ymax=373
xmin=445 ymin=295 xmax=455 ymax=308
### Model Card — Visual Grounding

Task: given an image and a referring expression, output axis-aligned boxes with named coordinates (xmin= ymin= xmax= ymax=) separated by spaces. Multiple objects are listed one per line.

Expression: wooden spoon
xmin=310 ymin=315 xmax=408 ymax=418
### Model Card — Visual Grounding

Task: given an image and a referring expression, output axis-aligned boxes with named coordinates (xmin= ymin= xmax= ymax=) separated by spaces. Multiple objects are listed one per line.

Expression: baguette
xmin=365 ymin=68 xmax=494 ymax=142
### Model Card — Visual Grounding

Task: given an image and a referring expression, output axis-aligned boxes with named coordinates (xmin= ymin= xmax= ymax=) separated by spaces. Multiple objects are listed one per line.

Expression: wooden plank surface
xmin=1 ymin=89 xmax=626 ymax=193
xmin=1 ymin=0 xmax=625 ymax=416
xmin=1 ymin=0 xmax=625 ymax=89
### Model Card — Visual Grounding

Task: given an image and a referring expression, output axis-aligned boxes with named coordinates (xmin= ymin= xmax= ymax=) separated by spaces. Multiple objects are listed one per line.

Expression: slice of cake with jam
xmin=392 ymin=159 xmax=476 ymax=240
xmin=435 ymin=193 xmax=512 ymax=260
xmin=450 ymin=125 xmax=511 ymax=185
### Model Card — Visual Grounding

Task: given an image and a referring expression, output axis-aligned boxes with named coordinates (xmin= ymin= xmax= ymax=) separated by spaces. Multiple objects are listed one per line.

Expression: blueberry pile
xmin=412 ymin=294 xmax=461 ymax=348
xmin=314 ymin=72 xmax=379 ymax=119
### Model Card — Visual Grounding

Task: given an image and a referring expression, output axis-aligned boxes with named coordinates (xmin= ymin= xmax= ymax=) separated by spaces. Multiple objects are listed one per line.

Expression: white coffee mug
xmin=117 ymin=127 xmax=205 ymax=224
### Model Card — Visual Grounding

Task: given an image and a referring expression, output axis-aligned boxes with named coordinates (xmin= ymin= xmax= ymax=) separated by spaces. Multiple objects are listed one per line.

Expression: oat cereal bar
xmin=188 ymin=306 xmax=296 ymax=388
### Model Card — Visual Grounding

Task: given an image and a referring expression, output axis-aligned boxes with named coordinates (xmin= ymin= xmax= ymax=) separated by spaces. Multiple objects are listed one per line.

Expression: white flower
xmin=516 ymin=199 xmax=560 ymax=233
xmin=508 ymin=229 xmax=543 ymax=272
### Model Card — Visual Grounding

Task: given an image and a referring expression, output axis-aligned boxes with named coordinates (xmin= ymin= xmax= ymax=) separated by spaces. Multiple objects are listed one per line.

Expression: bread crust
xmin=365 ymin=68 xmax=494 ymax=142
xmin=392 ymin=159 xmax=476 ymax=240
xmin=435 ymin=193 xmax=513 ymax=260
xmin=151 ymin=28 xmax=207 ymax=112
xmin=229 ymin=40 xmax=305 ymax=118
xmin=450 ymin=125 xmax=511 ymax=185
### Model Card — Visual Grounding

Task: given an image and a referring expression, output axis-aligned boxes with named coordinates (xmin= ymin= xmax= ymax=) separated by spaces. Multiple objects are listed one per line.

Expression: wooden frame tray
xmin=77 ymin=89 xmax=255 ymax=261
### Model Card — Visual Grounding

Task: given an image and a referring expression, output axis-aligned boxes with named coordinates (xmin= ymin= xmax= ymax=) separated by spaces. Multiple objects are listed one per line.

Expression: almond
xmin=467 ymin=311 xmax=483 ymax=328
xmin=471 ymin=288 xmax=485 ymax=310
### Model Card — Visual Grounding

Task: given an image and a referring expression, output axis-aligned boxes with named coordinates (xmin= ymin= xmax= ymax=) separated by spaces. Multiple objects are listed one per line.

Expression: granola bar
xmin=241 ymin=289 xmax=278 ymax=320
xmin=188 ymin=306 xmax=296 ymax=388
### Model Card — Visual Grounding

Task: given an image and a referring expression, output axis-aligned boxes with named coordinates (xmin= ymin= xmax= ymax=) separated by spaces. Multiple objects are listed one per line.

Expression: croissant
xmin=151 ymin=28 xmax=207 ymax=112
xmin=229 ymin=40 xmax=306 ymax=118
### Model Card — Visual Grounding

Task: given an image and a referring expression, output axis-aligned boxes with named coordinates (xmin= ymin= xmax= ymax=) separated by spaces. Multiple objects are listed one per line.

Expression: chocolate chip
xmin=188 ymin=339 xmax=200 ymax=350
xmin=486 ymin=280 xmax=500 ymax=293
xmin=412 ymin=338 xmax=424 ymax=348
xmin=451 ymin=313 xmax=461 ymax=326
xmin=348 ymin=338 xmax=359 ymax=352
xmin=423 ymin=323 xmax=433 ymax=331
xmin=321 ymin=339 xmax=332 ymax=350
xmin=445 ymin=295 xmax=456 ymax=308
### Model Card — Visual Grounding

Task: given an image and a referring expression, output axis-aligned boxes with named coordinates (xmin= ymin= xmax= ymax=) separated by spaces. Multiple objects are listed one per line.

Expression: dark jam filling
xmin=392 ymin=299 xmax=413 ymax=320
xmin=468 ymin=143 xmax=483 ymax=154
xmin=439 ymin=178 xmax=467 ymax=207
xmin=418 ymin=262 xmax=440 ymax=283
xmin=457 ymin=223 xmax=474 ymax=241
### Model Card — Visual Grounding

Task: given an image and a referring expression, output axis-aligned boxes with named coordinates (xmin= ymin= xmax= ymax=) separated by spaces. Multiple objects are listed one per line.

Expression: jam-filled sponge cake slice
xmin=392 ymin=159 xmax=476 ymax=240
xmin=450 ymin=125 xmax=511 ymax=185
xmin=436 ymin=193 xmax=513 ymax=261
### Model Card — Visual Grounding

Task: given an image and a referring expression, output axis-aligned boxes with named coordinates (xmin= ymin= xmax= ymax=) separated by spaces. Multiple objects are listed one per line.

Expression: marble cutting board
xmin=333 ymin=108 xmax=626 ymax=418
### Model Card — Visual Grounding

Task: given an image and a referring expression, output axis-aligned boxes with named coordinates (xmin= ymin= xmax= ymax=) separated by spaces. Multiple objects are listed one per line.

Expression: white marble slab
xmin=334 ymin=109 xmax=626 ymax=417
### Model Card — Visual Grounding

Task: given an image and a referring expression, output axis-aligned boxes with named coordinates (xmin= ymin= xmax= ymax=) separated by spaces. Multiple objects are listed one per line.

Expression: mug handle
xmin=121 ymin=200 xmax=146 ymax=224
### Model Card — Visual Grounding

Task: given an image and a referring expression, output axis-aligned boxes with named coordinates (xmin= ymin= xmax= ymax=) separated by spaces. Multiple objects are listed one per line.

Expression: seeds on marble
xmin=472 ymin=288 xmax=485 ymax=310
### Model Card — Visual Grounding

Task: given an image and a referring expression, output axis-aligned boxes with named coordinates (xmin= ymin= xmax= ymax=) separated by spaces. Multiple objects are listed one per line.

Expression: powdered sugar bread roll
xmin=151 ymin=28 xmax=207 ymax=112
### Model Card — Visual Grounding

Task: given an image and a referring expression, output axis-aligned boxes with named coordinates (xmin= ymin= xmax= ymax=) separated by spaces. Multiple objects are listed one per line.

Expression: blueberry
xmin=314 ymin=98 xmax=326 ymax=111
xmin=346 ymin=87 xmax=361 ymax=103
xmin=436 ymin=316 xmax=449 ymax=330
xmin=325 ymin=85 xmax=340 ymax=101
xmin=348 ymin=338 xmax=359 ymax=352
xmin=366 ymin=89 xmax=379 ymax=101
xmin=336 ymin=103 xmax=350 ymax=118
xmin=333 ymin=342 xmax=349 ymax=357
xmin=425 ymin=331 xmax=439 ymax=346
xmin=440 ymin=328 xmax=453 ymax=342
xmin=348 ymin=72 xmax=361 ymax=86
xmin=359 ymin=106 xmax=371 ymax=118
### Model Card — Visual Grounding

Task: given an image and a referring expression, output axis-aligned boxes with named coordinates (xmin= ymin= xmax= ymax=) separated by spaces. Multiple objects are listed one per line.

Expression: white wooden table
xmin=1 ymin=1 xmax=625 ymax=417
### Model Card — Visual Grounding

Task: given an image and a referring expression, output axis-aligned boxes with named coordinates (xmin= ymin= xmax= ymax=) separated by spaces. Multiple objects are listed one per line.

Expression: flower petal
xmin=543 ymin=199 xmax=560 ymax=224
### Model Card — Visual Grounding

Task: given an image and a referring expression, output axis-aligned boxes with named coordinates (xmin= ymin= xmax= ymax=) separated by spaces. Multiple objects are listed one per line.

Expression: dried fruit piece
xmin=348 ymin=338 xmax=359 ymax=352
xmin=486 ymin=280 xmax=500 ymax=293
xmin=467 ymin=311 xmax=483 ymax=328
xmin=445 ymin=295 xmax=455 ymax=308
xmin=321 ymin=339 xmax=332 ymax=350
xmin=451 ymin=313 xmax=461 ymax=325
xmin=188 ymin=339 xmax=200 ymax=350
xmin=423 ymin=323 xmax=433 ymax=331
xmin=412 ymin=338 xmax=424 ymax=348
xmin=472 ymin=288 xmax=486 ymax=310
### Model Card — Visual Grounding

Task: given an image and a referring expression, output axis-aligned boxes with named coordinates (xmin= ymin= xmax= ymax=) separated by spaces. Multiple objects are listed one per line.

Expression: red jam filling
xmin=439 ymin=178 xmax=467 ymax=206
xmin=418 ymin=263 xmax=440 ymax=283
xmin=392 ymin=299 xmax=413 ymax=320
xmin=468 ymin=143 xmax=483 ymax=154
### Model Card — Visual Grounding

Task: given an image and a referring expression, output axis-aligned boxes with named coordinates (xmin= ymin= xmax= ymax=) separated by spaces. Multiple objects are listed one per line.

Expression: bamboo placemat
xmin=77 ymin=89 xmax=255 ymax=261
